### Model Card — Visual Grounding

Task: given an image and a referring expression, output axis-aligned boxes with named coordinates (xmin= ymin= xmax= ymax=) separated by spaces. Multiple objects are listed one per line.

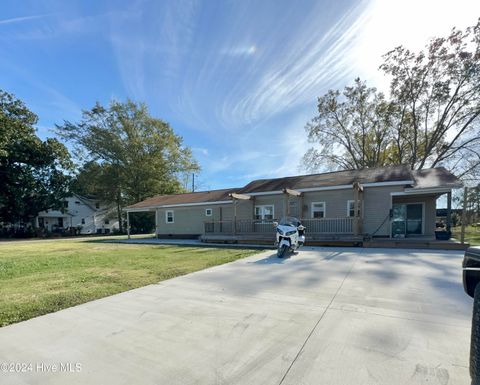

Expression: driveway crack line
xmin=277 ymin=256 xmax=359 ymax=385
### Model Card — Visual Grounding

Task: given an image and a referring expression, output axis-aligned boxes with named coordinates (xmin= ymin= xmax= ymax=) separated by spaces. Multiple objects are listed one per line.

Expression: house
xmin=36 ymin=194 xmax=119 ymax=235
xmin=125 ymin=165 xmax=462 ymax=242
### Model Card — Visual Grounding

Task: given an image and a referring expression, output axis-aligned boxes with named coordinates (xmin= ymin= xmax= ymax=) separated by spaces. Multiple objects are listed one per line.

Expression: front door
xmin=391 ymin=203 xmax=423 ymax=237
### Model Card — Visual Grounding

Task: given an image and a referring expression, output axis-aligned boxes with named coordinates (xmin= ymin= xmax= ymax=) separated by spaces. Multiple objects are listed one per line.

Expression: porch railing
xmin=204 ymin=217 xmax=354 ymax=235
xmin=301 ymin=218 xmax=353 ymax=234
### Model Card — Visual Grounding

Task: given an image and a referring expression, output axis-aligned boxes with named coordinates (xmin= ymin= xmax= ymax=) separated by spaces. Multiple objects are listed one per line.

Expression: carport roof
xmin=126 ymin=188 xmax=238 ymax=210
xmin=125 ymin=165 xmax=462 ymax=210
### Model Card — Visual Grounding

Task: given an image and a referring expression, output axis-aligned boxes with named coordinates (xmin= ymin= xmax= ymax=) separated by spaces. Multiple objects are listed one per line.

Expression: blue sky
xmin=1 ymin=0 xmax=479 ymax=190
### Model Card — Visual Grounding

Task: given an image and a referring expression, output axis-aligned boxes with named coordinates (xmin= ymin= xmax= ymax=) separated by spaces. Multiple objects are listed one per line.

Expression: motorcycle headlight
xmin=286 ymin=230 xmax=297 ymax=236
xmin=276 ymin=228 xmax=284 ymax=235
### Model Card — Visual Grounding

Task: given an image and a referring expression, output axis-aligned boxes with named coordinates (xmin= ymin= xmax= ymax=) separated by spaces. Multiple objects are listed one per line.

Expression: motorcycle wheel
xmin=277 ymin=245 xmax=288 ymax=258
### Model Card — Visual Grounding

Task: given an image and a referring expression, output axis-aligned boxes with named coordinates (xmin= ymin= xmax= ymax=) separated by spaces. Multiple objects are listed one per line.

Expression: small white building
xmin=36 ymin=194 xmax=119 ymax=235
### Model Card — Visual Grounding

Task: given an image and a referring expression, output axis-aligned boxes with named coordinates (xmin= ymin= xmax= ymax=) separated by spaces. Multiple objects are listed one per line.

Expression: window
xmin=254 ymin=205 xmax=274 ymax=220
xmin=311 ymin=202 xmax=326 ymax=218
xmin=347 ymin=200 xmax=361 ymax=217
xmin=104 ymin=219 xmax=110 ymax=225
xmin=81 ymin=218 xmax=85 ymax=225
xmin=75 ymin=201 xmax=81 ymax=204
xmin=205 ymin=208 xmax=212 ymax=216
xmin=63 ymin=201 xmax=69 ymax=208
xmin=165 ymin=210 xmax=174 ymax=224
xmin=95 ymin=202 xmax=100 ymax=209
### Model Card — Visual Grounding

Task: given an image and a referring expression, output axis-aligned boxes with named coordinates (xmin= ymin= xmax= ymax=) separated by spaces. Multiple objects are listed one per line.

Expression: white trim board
xmin=391 ymin=188 xmax=452 ymax=196
xmin=125 ymin=200 xmax=232 ymax=212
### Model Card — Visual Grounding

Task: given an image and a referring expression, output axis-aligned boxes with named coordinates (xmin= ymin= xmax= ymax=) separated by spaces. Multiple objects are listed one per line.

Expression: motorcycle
xmin=273 ymin=217 xmax=305 ymax=258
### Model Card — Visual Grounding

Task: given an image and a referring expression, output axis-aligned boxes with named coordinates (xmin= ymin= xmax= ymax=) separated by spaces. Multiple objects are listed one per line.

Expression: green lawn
xmin=452 ymin=225 xmax=480 ymax=246
xmin=0 ymin=239 xmax=260 ymax=327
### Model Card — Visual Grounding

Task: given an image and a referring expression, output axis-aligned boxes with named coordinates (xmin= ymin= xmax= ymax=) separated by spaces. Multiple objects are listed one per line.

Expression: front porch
xmin=202 ymin=217 xmax=362 ymax=245
xmin=200 ymin=210 xmax=467 ymax=250
xmin=204 ymin=217 xmax=355 ymax=235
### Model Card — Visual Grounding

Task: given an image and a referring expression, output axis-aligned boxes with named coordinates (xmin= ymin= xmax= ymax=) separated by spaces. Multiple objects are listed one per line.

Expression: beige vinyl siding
xmin=392 ymin=194 xmax=437 ymax=236
xmin=301 ymin=189 xmax=354 ymax=219
xmin=221 ymin=199 xmax=252 ymax=221
xmin=155 ymin=204 xmax=233 ymax=235
xmin=363 ymin=186 xmax=404 ymax=236
xmin=151 ymin=185 xmax=438 ymax=238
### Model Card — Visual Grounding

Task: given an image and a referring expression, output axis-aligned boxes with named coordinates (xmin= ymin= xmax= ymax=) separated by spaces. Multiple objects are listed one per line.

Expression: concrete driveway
xmin=0 ymin=247 xmax=472 ymax=385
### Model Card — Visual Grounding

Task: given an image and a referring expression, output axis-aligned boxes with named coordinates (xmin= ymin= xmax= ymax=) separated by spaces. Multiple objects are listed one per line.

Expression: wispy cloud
xmin=219 ymin=1 xmax=371 ymax=127
xmin=221 ymin=45 xmax=257 ymax=57
xmin=0 ymin=14 xmax=49 ymax=26
xmin=107 ymin=0 xmax=199 ymax=102
xmin=4 ymin=0 xmax=479 ymax=189
xmin=192 ymin=147 xmax=209 ymax=156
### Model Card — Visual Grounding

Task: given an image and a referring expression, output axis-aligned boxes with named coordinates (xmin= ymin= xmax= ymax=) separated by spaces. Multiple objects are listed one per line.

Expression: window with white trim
xmin=205 ymin=208 xmax=212 ymax=216
xmin=311 ymin=202 xmax=325 ymax=218
xmin=347 ymin=200 xmax=354 ymax=217
xmin=254 ymin=205 xmax=274 ymax=220
xmin=165 ymin=210 xmax=174 ymax=224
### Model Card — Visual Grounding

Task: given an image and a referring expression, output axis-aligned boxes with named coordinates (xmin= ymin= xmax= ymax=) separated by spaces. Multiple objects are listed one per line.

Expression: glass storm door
xmin=391 ymin=203 xmax=423 ymax=237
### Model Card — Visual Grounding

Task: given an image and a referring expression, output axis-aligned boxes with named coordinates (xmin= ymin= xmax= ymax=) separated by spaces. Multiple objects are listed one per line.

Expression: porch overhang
xmin=229 ymin=193 xmax=252 ymax=200
xmin=282 ymin=188 xmax=302 ymax=197
xmin=391 ymin=187 xmax=454 ymax=196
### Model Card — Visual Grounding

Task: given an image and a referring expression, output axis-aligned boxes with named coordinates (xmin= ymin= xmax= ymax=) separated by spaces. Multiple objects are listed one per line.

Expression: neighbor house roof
xmin=125 ymin=165 xmax=462 ymax=210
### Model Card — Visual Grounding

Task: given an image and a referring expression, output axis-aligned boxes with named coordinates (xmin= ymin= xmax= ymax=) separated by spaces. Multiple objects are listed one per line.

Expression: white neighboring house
xmin=36 ymin=194 xmax=119 ymax=234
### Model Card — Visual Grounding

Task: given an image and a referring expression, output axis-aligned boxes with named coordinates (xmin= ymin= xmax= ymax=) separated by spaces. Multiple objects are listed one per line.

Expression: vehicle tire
xmin=471 ymin=283 xmax=480 ymax=381
xmin=277 ymin=245 xmax=287 ymax=258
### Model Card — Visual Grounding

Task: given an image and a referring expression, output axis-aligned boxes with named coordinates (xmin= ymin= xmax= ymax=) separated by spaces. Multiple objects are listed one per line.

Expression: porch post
xmin=446 ymin=191 xmax=452 ymax=233
xmin=233 ymin=199 xmax=237 ymax=235
xmin=299 ymin=194 xmax=304 ymax=220
xmin=353 ymin=183 xmax=359 ymax=236
xmin=359 ymin=189 xmax=364 ymax=234
xmin=284 ymin=192 xmax=289 ymax=217
xmin=127 ymin=211 xmax=131 ymax=239
xmin=155 ymin=209 xmax=159 ymax=238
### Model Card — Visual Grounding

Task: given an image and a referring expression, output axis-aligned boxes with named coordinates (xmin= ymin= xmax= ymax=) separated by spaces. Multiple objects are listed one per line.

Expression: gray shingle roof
xmin=125 ymin=165 xmax=462 ymax=209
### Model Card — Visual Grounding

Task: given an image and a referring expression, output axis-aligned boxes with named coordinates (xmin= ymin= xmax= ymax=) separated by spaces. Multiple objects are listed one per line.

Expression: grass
xmin=452 ymin=225 xmax=480 ymax=246
xmin=0 ymin=239 xmax=260 ymax=327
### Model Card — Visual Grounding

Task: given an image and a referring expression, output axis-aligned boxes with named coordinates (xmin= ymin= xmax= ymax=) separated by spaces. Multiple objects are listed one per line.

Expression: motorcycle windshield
xmin=279 ymin=217 xmax=301 ymax=227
